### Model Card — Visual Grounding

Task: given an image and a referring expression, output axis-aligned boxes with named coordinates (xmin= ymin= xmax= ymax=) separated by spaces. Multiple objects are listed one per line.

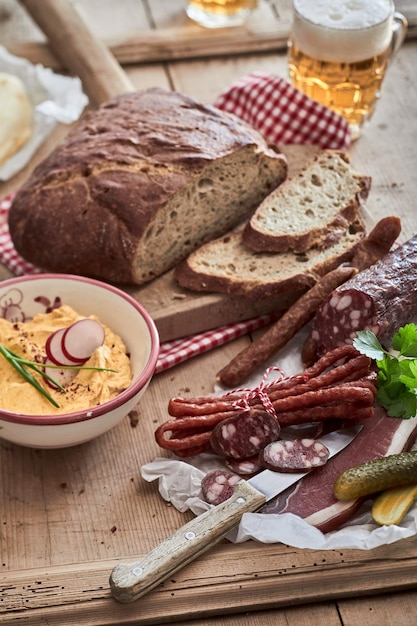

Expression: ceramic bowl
xmin=0 ymin=274 xmax=159 ymax=448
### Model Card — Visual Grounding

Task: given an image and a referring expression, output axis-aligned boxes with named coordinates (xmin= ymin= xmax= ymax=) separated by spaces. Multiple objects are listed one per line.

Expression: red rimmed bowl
xmin=0 ymin=274 xmax=159 ymax=448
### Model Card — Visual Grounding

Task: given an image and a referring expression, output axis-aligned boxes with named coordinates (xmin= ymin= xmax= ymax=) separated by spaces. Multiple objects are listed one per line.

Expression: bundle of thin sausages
xmin=155 ymin=343 xmax=377 ymax=459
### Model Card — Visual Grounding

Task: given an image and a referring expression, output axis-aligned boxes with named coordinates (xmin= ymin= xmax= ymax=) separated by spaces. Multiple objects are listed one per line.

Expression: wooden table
xmin=1 ymin=1 xmax=417 ymax=624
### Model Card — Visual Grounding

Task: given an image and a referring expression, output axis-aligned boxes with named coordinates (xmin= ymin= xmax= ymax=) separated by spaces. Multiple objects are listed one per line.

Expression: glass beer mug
xmin=288 ymin=0 xmax=408 ymax=139
xmin=185 ymin=0 xmax=258 ymax=29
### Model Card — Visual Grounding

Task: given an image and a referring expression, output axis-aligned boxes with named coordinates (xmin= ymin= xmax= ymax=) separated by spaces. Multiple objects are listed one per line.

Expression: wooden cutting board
xmin=124 ymin=143 xmax=321 ymax=341
xmin=2 ymin=535 xmax=417 ymax=624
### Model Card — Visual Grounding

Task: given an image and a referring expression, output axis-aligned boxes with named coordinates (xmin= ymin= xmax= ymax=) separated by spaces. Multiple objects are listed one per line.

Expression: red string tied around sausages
xmin=228 ymin=366 xmax=295 ymax=419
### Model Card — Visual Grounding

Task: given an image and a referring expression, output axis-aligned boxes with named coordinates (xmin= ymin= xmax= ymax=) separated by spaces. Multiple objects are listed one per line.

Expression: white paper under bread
xmin=0 ymin=45 xmax=87 ymax=180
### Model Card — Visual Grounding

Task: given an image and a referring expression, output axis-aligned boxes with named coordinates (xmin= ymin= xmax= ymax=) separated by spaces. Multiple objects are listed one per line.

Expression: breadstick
xmin=217 ymin=266 xmax=357 ymax=387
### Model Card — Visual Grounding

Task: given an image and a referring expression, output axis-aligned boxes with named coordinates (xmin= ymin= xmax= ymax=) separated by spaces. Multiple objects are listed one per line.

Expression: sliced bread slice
xmin=174 ymin=217 xmax=366 ymax=300
xmin=242 ymin=150 xmax=371 ymax=254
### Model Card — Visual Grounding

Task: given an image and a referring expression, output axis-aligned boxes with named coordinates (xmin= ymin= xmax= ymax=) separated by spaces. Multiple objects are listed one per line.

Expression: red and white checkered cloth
xmin=156 ymin=311 xmax=281 ymax=374
xmin=0 ymin=73 xmax=350 ymax=373
xmin=214 ymin=72 xmax=351 ymax=151
xmin=0 ymin=193 xmax=39 ymax=276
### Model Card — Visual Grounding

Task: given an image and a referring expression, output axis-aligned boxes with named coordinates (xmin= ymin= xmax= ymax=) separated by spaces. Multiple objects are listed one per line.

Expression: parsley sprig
xmin=353 ymin=323 xmax=417 ymax=419
xmin=0 ymin=344 xmax=117 ymax=409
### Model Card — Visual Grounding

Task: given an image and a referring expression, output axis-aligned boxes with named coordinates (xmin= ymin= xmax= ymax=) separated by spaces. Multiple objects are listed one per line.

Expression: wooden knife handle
xmin=19 ymin=0 xmax=134 ymax=106
xmin=109 ymin=480 xmax=266 ymax=603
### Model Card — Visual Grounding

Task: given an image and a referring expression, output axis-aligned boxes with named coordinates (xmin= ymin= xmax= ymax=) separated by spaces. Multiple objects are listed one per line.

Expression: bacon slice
xmin=261 ymin=404 xmax=417 ymax=533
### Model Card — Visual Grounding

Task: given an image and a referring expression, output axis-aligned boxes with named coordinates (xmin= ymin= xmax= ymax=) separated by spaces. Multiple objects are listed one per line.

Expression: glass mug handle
xmin=390 ymin=12 xmax=408 ymax=62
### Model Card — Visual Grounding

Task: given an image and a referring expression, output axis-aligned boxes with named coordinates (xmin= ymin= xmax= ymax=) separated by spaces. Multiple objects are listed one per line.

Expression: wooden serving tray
xmin=2 ymin=537 xmax=417 ymax=624
xmin=0 ymin=3 xmax=416 ymax=624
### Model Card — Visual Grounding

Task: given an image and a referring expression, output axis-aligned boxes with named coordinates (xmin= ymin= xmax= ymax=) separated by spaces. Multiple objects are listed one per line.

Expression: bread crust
xmin=8 ymin=88 xmax=287 ymax=284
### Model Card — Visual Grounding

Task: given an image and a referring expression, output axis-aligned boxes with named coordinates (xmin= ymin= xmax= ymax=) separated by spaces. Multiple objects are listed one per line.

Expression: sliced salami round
xmin=260 ymin=438 xmax=330 ymax=473
xmin=210 ymin=409 xmax=280 ymax=460
xmin=201 ymin=469 xmax=240 ymax=506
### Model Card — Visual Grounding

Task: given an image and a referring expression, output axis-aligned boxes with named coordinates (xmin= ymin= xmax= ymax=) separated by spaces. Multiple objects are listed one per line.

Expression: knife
xmin=109 ymin=426 xmax=360 ymax=603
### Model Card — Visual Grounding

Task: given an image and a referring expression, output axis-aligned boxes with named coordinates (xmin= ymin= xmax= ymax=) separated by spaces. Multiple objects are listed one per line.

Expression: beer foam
xmin=292 ymin=0 xmax=394 ymax=63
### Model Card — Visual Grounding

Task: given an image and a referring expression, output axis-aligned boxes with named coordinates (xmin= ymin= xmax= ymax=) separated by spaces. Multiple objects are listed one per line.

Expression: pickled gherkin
xmin=334 ymin=451 xmax=417 ymax=501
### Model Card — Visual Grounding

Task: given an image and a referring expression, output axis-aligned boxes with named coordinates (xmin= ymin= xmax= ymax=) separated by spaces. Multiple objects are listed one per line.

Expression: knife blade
xmin=109 ymin=425 xmax=360 ymax=603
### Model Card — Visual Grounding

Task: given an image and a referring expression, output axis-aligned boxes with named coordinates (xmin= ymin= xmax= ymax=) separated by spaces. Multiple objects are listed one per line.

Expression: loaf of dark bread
xmin=8 ymin=88 xmax=288 ymax=285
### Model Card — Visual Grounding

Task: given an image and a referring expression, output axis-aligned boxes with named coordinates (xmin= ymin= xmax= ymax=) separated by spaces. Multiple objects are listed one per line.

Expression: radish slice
xmin=61 ymin=319 xmax=105 ymax=363
xmin=45 ymin=328 xmax=85 ymax=367
xmin=43 ymin=319 xmax=105 ymax=389
xmin=43 ymin=358 xmax=77 ymax=390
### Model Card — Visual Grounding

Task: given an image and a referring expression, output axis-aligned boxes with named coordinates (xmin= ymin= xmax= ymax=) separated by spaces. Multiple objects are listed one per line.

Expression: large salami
xmin=311 ymin=235 xmax=417 ymax=354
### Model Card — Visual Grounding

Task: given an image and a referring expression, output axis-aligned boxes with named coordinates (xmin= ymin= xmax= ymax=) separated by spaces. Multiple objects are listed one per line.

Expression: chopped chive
xmin=9 ymin=350 xmax=117 ymax=374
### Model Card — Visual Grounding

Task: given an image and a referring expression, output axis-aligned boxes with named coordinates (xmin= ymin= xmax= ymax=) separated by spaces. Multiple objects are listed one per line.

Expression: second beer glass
xmin=185 ymin=0 xmax=257 ymax=28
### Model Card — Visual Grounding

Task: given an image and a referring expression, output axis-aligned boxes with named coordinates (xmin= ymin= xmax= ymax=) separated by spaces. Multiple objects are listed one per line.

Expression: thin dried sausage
xmin=217 ymin=266 xmax=357 ymax=387
xmin=270 ymin=382 xmax=376 ymax=413
xmin=170 ymin=344 xmax=371 ymax=419
xmin=350 ymin=216 xmax=401 ymax=272
xmin=156 ymin=345 xmax=375 ymax=457
xmin=277 ymin=403 xmax=373 ymax=427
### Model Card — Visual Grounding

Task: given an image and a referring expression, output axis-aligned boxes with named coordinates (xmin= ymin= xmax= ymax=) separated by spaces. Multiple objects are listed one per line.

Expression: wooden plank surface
xmin=0 ymin=1 xmax=417 ymax=624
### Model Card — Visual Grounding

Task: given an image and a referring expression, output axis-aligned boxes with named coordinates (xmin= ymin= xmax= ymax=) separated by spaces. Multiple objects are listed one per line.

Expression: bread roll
xmin=9 ymin=87 xmax=287 ymax=285
xmin=0 ymin=72 xmax=33 ymax=165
